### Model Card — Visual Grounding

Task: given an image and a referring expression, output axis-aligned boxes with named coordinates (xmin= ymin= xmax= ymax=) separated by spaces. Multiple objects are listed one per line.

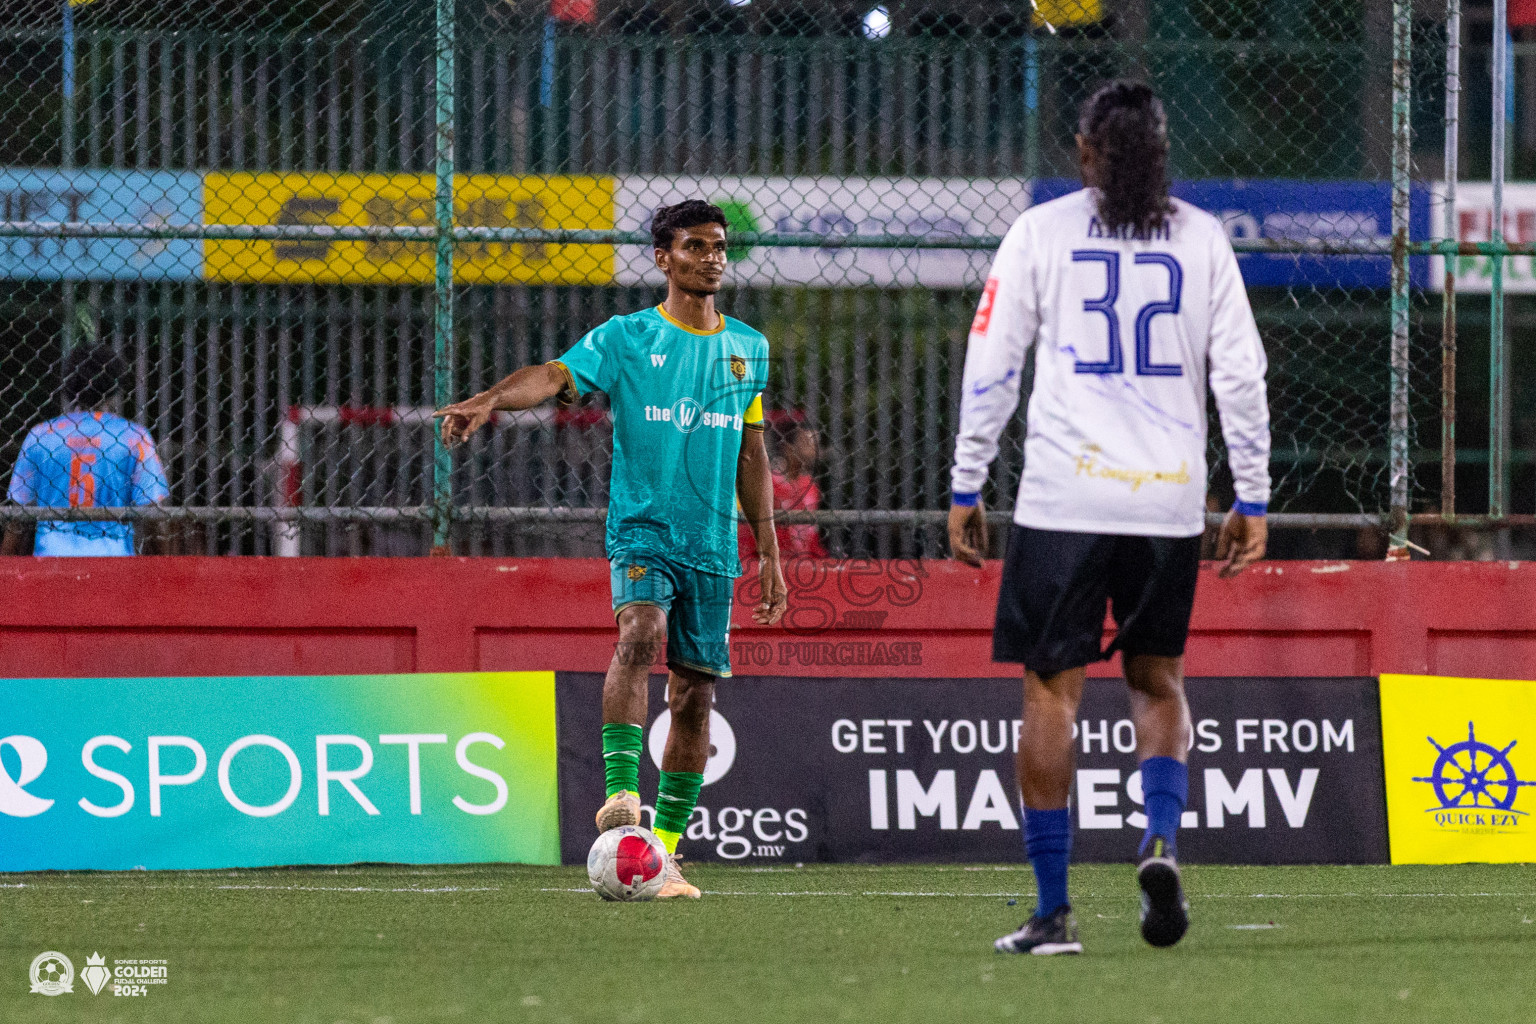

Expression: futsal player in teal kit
xmin=435 ymin=200 xmax=788 ymax=898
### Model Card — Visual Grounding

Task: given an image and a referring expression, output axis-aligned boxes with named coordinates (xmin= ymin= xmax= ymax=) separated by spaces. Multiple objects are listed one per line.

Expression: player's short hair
xmin=651 ymin=200 xmax=729 ymax=250
xmin=62 ymin=344 xmax=127 ymax=410
xmin=1078 ymin=80 xmax=1172 ymax=237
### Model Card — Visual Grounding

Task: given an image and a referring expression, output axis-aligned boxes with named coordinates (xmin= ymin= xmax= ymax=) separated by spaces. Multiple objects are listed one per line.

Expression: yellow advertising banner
xmin=1380 ymin=674 xmax=1536 ymax=864
xmin=1034 ymin=0 xmax=1101 ymax=28
xmin=203 ymin=173 xmax=614 ymax=284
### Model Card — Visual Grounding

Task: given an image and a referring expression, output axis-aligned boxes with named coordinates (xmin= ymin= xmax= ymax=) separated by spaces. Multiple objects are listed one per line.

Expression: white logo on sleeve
xmin=650 ymin=353 xmax=667 ymax=368
xmin=0 ymin=736 xmax=55 ymax=817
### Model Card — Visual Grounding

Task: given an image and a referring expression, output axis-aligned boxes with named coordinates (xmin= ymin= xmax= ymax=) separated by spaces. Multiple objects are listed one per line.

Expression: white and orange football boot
xmin=656 ymin=855 xmax=701 ymax=899
xmin=594 ymin=791 xmax=641 ymax=833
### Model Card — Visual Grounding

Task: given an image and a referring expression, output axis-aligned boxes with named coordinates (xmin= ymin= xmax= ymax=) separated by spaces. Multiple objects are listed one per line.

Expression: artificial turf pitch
xmin=3 ymin=862 xmax=1533 ymax=1023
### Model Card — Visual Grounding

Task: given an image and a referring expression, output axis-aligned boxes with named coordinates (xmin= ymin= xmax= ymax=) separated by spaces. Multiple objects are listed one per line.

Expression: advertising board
xmin=202 ymin=173 xmax=613 ymax=284
xmin=1033 ymin=177 xmax=1430 ymax=289
xmin=1429 ymin=182 xmax=1536 ymax=293
xmin=0 ymin=170 xmax=201 ymax=281
xmin=613 ymin=175 xmax=1031 ymax=288
xmin=1380 ymin=673 xmax=1536 ymax=864
xmin=0 ymin=672 xmax=560 ymax=870
xmin=557 ymin=674 xmax=1388 ymax=865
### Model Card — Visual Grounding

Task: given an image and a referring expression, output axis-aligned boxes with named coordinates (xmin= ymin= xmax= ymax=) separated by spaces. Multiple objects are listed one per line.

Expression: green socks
xmin=652 ymin=771 xmax=704 ymax=855
xmin=602 ymin=723 xmax=643 ymax=800
xmin=602 ymin=724 xmax=702 ymax=856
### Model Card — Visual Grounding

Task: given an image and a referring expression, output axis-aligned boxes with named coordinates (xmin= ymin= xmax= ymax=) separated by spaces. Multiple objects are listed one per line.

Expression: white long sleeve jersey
xmin=951 ymin=189 xmax=1271 ymax=537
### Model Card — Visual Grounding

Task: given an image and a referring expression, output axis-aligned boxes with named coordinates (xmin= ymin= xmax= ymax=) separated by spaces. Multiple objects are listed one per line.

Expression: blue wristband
xmin=1232 ymin=500 xmax=1267 ymax=517
xmin=952 ymin=491 xmax=980 ymax=507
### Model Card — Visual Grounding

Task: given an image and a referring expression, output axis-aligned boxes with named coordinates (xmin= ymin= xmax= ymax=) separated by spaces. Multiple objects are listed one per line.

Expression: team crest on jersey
xmin=971 ymin=278 xmax=999 ymax=336
xmin=728 ymin=354 xmax=747 ymax=381
xmin=626 ymin=565 xmax=648 ymax=582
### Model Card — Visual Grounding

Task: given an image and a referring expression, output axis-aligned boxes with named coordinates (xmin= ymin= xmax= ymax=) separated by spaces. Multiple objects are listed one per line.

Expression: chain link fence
xmin=0 ymin=0 xmax=1498 ymax=559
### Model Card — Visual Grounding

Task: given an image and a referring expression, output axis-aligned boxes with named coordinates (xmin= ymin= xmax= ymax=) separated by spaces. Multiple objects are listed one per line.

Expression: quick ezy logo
xmin=1415 ymin=721 xmax=1535 ymax=831
xmin=0 ymin=736 xmax=55 ymax=817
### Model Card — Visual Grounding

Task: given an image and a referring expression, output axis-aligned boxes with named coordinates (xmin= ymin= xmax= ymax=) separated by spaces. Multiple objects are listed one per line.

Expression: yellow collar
xmin=655 ymin=304 xmax=725 ymax=336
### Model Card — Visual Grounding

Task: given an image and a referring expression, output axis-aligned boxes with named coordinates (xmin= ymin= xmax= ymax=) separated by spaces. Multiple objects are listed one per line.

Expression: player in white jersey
xmin=947 ymin=81 xmax=1271 ymax=955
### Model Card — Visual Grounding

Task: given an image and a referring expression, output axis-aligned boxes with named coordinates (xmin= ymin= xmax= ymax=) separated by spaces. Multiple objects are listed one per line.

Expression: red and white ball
xmin=587 ymin=825 xmax=668 ymax=901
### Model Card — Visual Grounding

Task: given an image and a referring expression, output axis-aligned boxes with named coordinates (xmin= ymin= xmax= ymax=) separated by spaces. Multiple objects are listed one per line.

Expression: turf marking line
xmin=216 ymin=885 xmax=500 ymax=893
xmin=539 ymin=887 xmax=1536 ymax=899
xmin=1207 ymin=892 xmax=1535 ymax=899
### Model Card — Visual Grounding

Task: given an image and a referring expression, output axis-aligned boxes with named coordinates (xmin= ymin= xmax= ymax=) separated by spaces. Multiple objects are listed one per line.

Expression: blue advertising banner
xmin=1031 ymin=178 xmax=1430 ymax=289
xmin=0 ymin=170 xmax=202 ymax=280
xmin=0 ymin=672 xmax=559 ymax=870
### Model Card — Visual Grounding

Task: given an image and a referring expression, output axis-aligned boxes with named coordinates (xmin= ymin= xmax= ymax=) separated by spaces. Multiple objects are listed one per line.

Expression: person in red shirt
xmin=740 ymin=416 xmax=827 ymax=561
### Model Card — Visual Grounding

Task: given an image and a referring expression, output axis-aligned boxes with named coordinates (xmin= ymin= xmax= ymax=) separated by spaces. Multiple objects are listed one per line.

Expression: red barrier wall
xmin=0 ymin=557 xmax=1531 ymax=680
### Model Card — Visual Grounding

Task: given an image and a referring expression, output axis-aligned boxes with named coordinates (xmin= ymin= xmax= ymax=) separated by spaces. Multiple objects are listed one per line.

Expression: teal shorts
xmin=610 ymin=556 xmax=735 ymax=678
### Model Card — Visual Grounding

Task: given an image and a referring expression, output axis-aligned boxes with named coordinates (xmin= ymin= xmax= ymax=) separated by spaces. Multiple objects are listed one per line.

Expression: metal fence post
xmin=60 ymin=1 xmax=76 ymax=358
xmin=1023 ymin=32 xmax=1039 ymax=182
xmin=1442 ymin=0 xmax=1460 ymax=519
xmin=1492 ymin=0 xmax=1509 ymax=519
xmin=61 ymin=0 xmax=76 ymax=166
xmin=1388 ymin=0 xmax=1412 ymax=554
xmin=432 ymin=0 xmax=456 ymax=554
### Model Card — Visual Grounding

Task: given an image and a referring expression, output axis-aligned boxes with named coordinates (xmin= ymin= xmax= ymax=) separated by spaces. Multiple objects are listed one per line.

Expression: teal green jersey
xmin=551 ymin=305 xmax=768 ymax=577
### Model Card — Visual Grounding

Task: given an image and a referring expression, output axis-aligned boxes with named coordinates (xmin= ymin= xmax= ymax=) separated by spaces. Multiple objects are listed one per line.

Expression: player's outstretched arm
xmin=737 ymin=428 xmax=787 ymax=626
xmin=434 ymin=364 xmax=568 ymax=448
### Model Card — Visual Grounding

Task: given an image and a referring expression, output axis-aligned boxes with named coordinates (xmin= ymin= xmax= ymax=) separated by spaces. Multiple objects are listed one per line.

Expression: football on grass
xmin=588 ymin=825 xmax=668 ymax=901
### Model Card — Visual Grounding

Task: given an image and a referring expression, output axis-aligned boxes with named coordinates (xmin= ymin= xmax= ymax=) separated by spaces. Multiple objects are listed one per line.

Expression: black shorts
xmin=993 ymin=524 xmax=1202 ymax=676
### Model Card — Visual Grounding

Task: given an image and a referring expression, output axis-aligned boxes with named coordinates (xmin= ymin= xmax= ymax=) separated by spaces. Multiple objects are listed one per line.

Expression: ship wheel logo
xmin=1413 ymin=722 xmax=1536 ymax=813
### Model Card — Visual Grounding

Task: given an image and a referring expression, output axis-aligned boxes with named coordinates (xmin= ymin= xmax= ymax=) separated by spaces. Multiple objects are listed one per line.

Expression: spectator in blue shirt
xmin=3 ymin=345 xmax=170 ymax=556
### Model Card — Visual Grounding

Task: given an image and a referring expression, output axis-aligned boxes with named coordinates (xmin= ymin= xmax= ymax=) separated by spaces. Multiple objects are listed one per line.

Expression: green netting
xmin=0 ymin=1 xmax=1468 ymax=556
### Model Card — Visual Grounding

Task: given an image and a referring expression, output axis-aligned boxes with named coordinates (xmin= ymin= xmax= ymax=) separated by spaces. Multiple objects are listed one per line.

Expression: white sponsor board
xmin=612 ymin=176 xmax=1030 ymax=288
xmin=1430 ymin=181 xmax=1536 ymax=292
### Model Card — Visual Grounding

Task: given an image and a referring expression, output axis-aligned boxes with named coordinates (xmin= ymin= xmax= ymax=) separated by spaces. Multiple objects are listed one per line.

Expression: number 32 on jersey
xmin=1070 ymin=249 xmax=1183 ymax=378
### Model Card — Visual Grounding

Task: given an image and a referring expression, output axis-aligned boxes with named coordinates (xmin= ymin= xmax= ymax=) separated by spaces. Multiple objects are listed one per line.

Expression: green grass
xmin=3 ymin=862 xmax=1534 ymax=1023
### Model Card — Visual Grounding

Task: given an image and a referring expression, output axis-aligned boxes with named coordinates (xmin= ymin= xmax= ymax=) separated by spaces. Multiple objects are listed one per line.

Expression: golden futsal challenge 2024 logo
xmin=29 ymin=951 xmax=168 ymax=998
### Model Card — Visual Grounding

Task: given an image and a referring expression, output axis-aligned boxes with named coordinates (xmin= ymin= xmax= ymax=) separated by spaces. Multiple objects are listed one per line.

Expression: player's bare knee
xmin=1024 ymin=668 xmax=1085 ymax=718
xmin=1125 ymin=655 xmax=1186 ymax=704
xmin=615 ymin=606 xmax=667 ymax=666
xmin=667 ymin=669 xmax=714 ymax=728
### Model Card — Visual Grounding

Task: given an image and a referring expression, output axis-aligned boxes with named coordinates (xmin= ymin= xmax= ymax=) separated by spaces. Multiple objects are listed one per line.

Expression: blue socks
xmin=1019 ymin=759 xmax=1187 ymax=916
xmin=1021 ymin=806 xmax=1072 ymax=917
xmin=1139 ymin=756 xmax=1189 ymax=858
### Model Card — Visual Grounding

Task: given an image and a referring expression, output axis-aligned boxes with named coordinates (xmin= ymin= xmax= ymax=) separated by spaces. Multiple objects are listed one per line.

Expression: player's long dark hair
xmin=1078 ymin=81 xmax=1172 ymax=236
